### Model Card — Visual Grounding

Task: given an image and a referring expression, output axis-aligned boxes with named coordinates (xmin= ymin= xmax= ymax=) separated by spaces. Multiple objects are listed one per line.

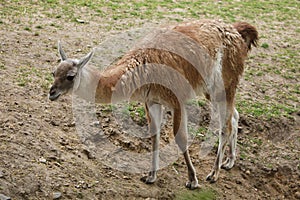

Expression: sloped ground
xmin=0 ymin=1 xmax=299 ymax=199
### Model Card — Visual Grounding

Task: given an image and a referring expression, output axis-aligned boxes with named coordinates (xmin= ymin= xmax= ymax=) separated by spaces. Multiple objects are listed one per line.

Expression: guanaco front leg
xmin=206 ymin=101 xmax=234 ymax=183
xmin=144 ymin=102 xmax=163 ymax=184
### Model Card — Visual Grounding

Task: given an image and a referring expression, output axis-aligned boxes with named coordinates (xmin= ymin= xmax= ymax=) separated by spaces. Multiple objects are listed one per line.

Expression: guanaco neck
xmin=74 ymin=63 xmax=127 ymax=104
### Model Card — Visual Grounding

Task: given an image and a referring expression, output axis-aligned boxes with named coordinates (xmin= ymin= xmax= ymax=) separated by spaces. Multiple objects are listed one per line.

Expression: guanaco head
xmin=48 ymin=42 xmax=93 ymax=101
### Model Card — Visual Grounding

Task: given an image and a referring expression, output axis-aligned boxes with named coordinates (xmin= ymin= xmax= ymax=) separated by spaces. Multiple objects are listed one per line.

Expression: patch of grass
xmin=16 ymin=66 xmax=54 ymax=90
xmin=283 ymin=154 xmax=292 ymax=160
xmin=175 ymin=188 xmax=217 ymax=200
xmin=240 ymin=152 xmax=247 ymax=160
xmin=189 ymin=127 xmax=207 ymax=137
xmin=127 ymin=102 xmax=146 ymax=120
xmin=116 ymin=102 xmax=146 ymax=125
xmin=24 ymin=26 xmax=31 ymax=31
xmin=102 ymin=104 xmax=117 ymax=113
xmin=186 ymin=99 xmax=207 ymax=107
xmin=35 ymin=25 xmax=43 ymax=29
xmin=76 ymin=192 xmax=84 ymax=199
xmin=42 ymin=72 xmax=53 ymax=90
xmin=261 ymin=43 xmax=269 ymax=49
xmin=17 ymin=66 xmax=33 ymax=86
xmin=197 ymin=99 xmax=207 ymax=107
xmin=237 ymin=100 xmax=297 ymax=120
xmin=0 ymin=64 xmax=6 ymax=70
xmin=7 ymin=1 xmax=300 ymax=21
xmin=266 ymin=163 xmax=273 ymax=169
xmin=251 ymin=137 xmax=263 ymax=146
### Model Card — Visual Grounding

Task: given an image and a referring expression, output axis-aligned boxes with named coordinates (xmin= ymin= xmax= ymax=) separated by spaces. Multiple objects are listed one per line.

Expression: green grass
xmin=0 ymin=64 xmax=6 ymax=70
xmin=261 ymin=43 xmax=269 ymax=49
xmin=101 ymin=104 xmax=117 ymax=113
xmin=175 ymin=188 xmax=216 ymax=200
xmin=16 ymin=66 xmax=53 ymax=90
xmin=16 ymin=66 xmax=33 ymax=86
xmin=126 ymin=102 xmax=146 ymax=124
xmin=2 ymin=0 xmax=299 ymax=26
xmin=24 ymin=26 xmax=31 ymax=31
xmin=189 ymin=127 xmax=208 ymax=137
xmin=237 ymin=100 xmax=297 ymax=120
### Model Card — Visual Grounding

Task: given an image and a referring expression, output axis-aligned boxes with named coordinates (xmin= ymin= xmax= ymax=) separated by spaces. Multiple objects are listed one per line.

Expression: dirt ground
xmin=0 ymin=2 xmax=299 ymax=200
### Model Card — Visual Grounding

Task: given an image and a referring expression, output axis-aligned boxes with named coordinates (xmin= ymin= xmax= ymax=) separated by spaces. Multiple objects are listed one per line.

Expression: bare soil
xmin=0 ymin=4 xmax=299 ymax=200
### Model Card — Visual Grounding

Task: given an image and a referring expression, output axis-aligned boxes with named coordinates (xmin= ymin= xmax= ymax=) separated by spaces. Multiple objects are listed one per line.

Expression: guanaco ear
xmin=77 ymin=50 xmax=94 ymax=70
xmin=73 ymin=50 xmax=93 ymax=91
xmin=58 ymin=41 xmax=67 ymax=61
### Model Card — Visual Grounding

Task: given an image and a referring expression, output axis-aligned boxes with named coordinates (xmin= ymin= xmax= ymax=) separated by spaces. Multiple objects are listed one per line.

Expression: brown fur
xmin=96 ymin=20 xmax=257 ymax=105
xmin=233 ymin=22 xmax=258 ymax=50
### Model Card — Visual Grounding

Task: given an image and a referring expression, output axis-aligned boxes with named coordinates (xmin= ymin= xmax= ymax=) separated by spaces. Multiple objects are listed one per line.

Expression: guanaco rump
xmin=49 ymin=20 xmax=258 ymax=189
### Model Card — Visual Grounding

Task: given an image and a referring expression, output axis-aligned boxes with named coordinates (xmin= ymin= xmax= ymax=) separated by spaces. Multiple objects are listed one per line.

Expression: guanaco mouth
xmin=48 ymin=93 xmax=61 ymax=101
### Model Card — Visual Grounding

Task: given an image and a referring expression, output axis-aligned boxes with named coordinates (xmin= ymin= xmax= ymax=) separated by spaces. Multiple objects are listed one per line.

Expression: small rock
xmin=59 ymin=138 xmax=68 ymax=146
xmin=67 ymin=121 xmax=76 ymax=127
xmin=282 ymin=43 xmax=290 ymax=48
xmin=66 ymin=145 xmax=74 ymax=150
xmin=50 ymin=120 xmax=59 ymax=126
xmin=295 ymin=191 xmax=300 ymax=199
xmin=53 ymin=192 xmax=62 ymax=199
xmin=272 ymin=167 xmax=278 ymax=172
xmin=0 ymin=194 xmax=11 ymax=200
xmin=63 ymin=183 xmax=70 ymax=187
xmin=90 ymin=121 xmax=100 ymax=126
xmin=76 ymin=19 xmax=85 ymax=23
xmin=39 ymin=157 xmax=47 ymax=164
xmin=245 ymin=170 xmax=251 ymax=175
xmin=262 ymin=166 xmax=271 ymax=172
xmin=225 ymin=184 xmax=232 ymax=189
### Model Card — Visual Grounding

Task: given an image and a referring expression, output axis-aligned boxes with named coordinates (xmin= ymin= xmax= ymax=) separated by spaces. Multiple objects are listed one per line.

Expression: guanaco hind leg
xmin=222 ymin=108 xmax=239 ymax=170
xmin=173 ymin=107 xmax=199 ymax=189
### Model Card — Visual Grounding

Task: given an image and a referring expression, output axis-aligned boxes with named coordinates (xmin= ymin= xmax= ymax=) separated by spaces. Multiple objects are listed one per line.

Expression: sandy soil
xmin=0 ymin=3 xmax=299 ymax=200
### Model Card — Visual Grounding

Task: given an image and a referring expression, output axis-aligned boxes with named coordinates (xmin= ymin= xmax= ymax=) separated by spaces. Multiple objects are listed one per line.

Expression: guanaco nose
xmin=49 ymin=86 xmax=56 ymax=96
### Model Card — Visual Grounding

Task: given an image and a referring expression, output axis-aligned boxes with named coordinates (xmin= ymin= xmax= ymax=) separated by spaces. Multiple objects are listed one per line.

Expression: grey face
xmin=48 ymin=42 xmax=94 ymax=101
xmin=48 ymin=60 xmax=78 ymax=101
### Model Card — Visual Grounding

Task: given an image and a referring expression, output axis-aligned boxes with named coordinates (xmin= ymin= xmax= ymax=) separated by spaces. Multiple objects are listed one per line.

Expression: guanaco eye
xmin=66 ymin=75 xmax=75 ymax=81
